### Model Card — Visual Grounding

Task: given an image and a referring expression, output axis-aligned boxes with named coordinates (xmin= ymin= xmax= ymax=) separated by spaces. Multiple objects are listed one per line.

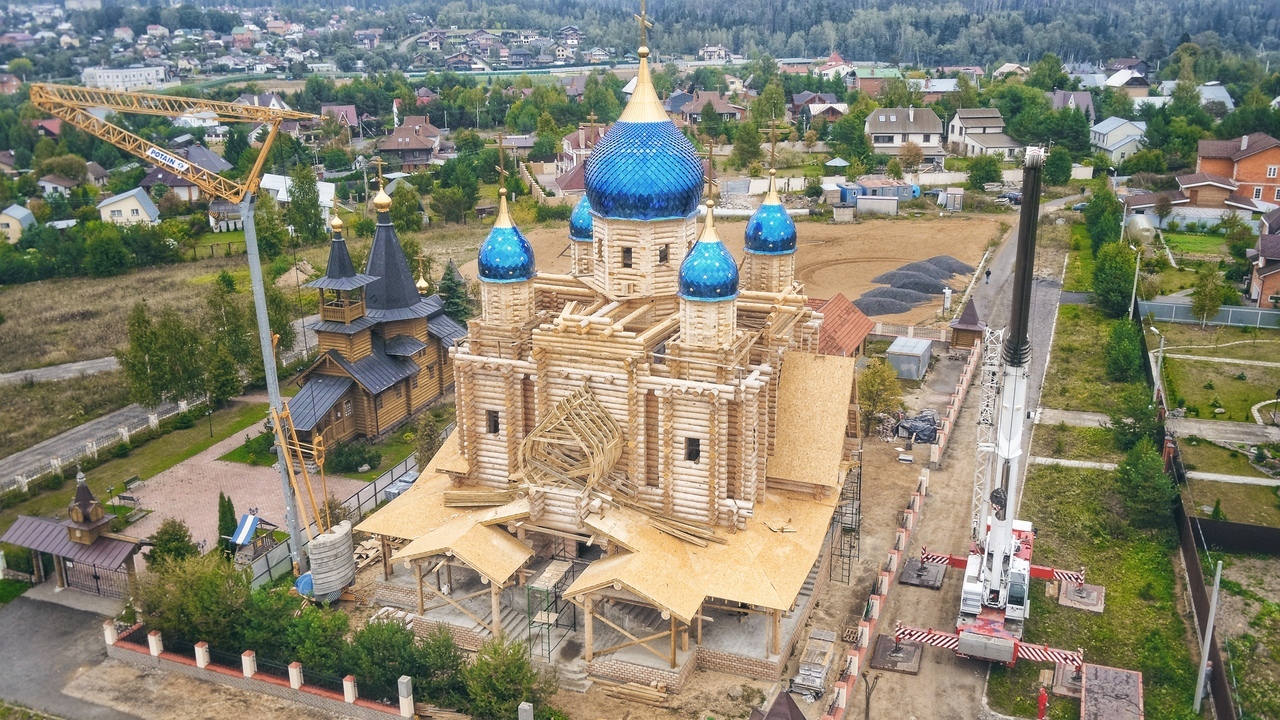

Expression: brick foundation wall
xmin=107 ymin=640 xmax=403 ymax=719
xmin=373 ymin=581 xmax=417 ymax=610
xmin=586 ymin=652 xmax=698 ymax=692
xmin=410 ymin=616 xmax=487 ymax=653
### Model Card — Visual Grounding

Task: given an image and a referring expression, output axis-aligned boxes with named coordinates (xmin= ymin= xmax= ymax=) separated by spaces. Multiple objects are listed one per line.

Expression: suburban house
xmin=800 ymin=102 xmax=848 ymax=125
xmin=1263 ymin=208 xmax=1280 ymax=235
xmin=1105 ymin=58 xmax=1149 ymax=78
xmin=908 ymin=78 xmax=959 ymax=103
xmin=258 ymin=173 xmax=337 ymax=224
xmin=850 ymin=67 xmax=902 ymax=95
xmin=865 ymin=107 xmax=944 ymax=164
xmin=97 ymin=188 xmax=160 ymax=226
xmin=948 ymin=108 xmax=1019 ymax=158
xmin=1173 ymin=172 xmax=1264 ymax=213
xmin=679 ymin=91 xmax=745 ymax=123
xmin=698 ymin=44 xmax=730 ymax=62
xmin=560 ymin=123 xmax=609 ymax=172
xmin=0 ymin=73 xmax=21 ymax=95
xmin=85 ymin=161 xmax=109 ymax=188
xmin=1046 ymin=90 xmax=1095 ymax=124
xmin=1105 ymin=69 xmax=1151 ymax=98
xmin=235 ymin=92 xmax=291 ymax=111
xmin=0 ymin=203 xmax=34 ymax=243
xmin=320 ymin=103 xmax=360 ymax=130
xmin=1156 ymin=80 xmax=1236 ymax=111
xmin=37 ymin=174 xmax=78 ymax=196
xmin=1090 ymin=116 xmax=1148 ymax=162
xmin=992 ymin=62 xmax=1029 ymax=79
xmin=377 ymin=116 xmax=442 ymax=172
xmin=1193 ymin=133 xmax=1280 ymax=208
xmin=791 ymin=91 xmax=839 ymax=115
xmin=140 ymin=167 xmax=201 ymax=201
xmin=1246 ymin=235 xmax=1280 ymax=307
xmin=0 ymin=150 xmax=18 ymax=176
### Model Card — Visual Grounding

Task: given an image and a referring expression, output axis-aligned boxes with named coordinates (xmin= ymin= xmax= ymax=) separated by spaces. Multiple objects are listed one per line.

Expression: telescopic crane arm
xmin=28 ymin=83 xmax=317 ymax=203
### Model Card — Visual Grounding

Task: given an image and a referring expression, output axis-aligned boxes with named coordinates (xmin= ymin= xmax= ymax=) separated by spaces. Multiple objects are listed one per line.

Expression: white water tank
xmin=309 ymin=520 xmax=355 ymax=599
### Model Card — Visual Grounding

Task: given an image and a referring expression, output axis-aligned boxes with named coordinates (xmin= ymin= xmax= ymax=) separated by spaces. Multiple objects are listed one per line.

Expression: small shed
xmin=941 ymin=187 xmax=964 ymax=211
xmin=887 ymin=336 xmax=933 ymax=380
xmin=949 ymin=298 xmax=987 ymax=349
xmin=1127 ymin=214 xmax=1156 ymax=245
xmin=855 ymin=195 xmax=899 ymax=216
xmin=833 ymin=203 xmax=856 ymax=223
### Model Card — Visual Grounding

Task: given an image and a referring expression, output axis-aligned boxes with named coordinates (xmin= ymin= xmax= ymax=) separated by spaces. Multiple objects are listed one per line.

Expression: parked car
xmin=998 ymin=191 xmax=1023 ymax=205
xmin=1071 ymin=202 xmax=1089 ymax=211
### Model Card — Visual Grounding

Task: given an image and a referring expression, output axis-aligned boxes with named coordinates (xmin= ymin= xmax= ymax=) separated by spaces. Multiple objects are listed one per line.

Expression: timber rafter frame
xmin=29 ymin=83 xmax=318 ymax=204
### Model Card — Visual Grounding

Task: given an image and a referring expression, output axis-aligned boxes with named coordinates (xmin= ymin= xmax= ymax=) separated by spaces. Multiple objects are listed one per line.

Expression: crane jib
xmin=145 ymin=147 xmax=190 ymax=173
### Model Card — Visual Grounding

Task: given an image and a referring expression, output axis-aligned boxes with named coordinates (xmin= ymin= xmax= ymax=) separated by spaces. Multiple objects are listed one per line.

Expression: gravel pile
xmin=896 ymin=260 xmax=954 ymax=279
xmin=854 ymin=297 xmax=914 ymax=316
xmin=869 ymin=270 xmax=947 ymax=294
xmin=861 ymin=287 xmax=933 ymax=304
xmin=925 ymin=255 xmax=975 ymax=274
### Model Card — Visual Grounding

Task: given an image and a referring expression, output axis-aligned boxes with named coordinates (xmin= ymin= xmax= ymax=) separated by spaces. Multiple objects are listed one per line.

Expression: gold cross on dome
xmin=369 ymin=156 xmax=387 ymax=187
xmin=769 ymin=123 xmax=779 ymax=169
xmin=634 ymin=0 xmax=653 ymax=48
xmin=701 ymin=137 xmax=719 ymax=199
xmin=494 ymin=131 xmax=512 ymax=191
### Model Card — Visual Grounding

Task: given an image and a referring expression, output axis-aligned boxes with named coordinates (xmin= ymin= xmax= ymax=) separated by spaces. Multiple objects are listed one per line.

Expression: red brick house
xmin=1247 ymin=235 xmax=1280 ymax=308
xmin=1195 ymin=133 xmax=1280 ymax=209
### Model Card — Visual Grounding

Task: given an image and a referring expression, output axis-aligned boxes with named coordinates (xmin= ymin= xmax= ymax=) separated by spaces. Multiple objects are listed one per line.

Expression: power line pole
xmin=1193 ymin=560 xmax=1222 ymax=713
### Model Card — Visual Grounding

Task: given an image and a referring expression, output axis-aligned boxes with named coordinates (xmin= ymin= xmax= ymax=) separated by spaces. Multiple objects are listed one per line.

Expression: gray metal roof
xmin=326 ymin=340 xmax=419 ymax=395
xmin=309 ymin=315 xmax=377 ymax=335
xmin=384 ymin=334 xmax=428 ymax=356
xmin=287 ymin=375 xmax=353 ymax=431
xmin=364 ymin=216 xmax=424 ymax=315
xmin=96 ymin=188 xmax=160 ymax=221
xmin=0 ymin=515 xmax=137 ymax=569
xmin=2 ymin=203 xmax=34 ymax=228
xmin=428 ymin=314 xmax=468 ymax=345
xmin=866 ymin=107 xmax=942 ymax=134
xmin=305 ymin=233 xmax=377 ymax=291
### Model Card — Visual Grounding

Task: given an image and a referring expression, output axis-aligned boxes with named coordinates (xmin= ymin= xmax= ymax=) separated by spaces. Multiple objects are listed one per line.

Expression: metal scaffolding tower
xmin=829 ymin=452 xmax=862 ymax=584
xmin=526 ymin=555 xmax=583 ymax=662
xmin=971 ymin=327 xmax=1005 ymax=542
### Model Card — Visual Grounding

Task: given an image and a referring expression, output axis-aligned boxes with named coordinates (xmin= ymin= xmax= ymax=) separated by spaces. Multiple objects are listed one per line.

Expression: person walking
xmin=985 ymin=268 xmax=991 ymax=284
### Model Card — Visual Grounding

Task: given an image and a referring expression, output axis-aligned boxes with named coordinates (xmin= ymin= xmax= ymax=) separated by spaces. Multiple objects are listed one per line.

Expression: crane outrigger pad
xmin=898 ymin=557 xmax=946 ymax=589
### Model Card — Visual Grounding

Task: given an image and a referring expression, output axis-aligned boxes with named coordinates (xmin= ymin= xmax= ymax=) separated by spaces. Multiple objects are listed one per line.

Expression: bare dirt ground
xmin=455 ymin=214 xmax=1006 ymax=326
xmin=61 ymin=658 xmax=355 ymax=720
xmin=1216 ymin=556 xmax=1280 ymax=650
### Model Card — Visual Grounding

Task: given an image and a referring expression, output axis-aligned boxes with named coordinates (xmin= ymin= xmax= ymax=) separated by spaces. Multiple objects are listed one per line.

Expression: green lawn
xmin=1030 ymin=423 xmax=1123 ymax=464
xmin=1162 ymin=357 xmax=1280 ymax=421
xmin=1178 ymin=436 xmax=1271 ymax=478
xmin=1152 ymin=266 xmax=1200 ymax=295
xmin=0 ymin=400 xmax=268 ymax=536
xmin=1041 ymin=304 xmax=1146 ymax=413
xmin=1185 ymin=480 xmax=1280 ymax=528
xmin=219 ymin=428 xmax=276 ymax=467
xmin=1063 ymin=225 xmax=1096 ymax=292
xmin=986 ymin=465 xmax=1198 ymax=720
xmin=0 ymin=579 xmax=30 ymax=605
xmin=1164 ymin=232 xmax=1227 ymax=256
xmin=1152 ymin=322 xmax=1280 ymax=363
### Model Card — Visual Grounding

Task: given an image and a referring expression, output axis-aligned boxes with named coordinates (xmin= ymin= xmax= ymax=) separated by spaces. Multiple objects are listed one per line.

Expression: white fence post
xmin=195 ymin=642 xmax=210 ymax=668
xmin=398 ymin=676 xmax=414 ymax=717
xmin=102 ymin=620 xmax=118 ymax=645
xmin=289 ymin=662 xmax=303 ymax=689
xmin=343 ymin=675 xmax=357 ymax=703
xmin=241 ymin=650 xmax=257 ymax=678
xmin=147 ymin=630 xmax=163 ymax=656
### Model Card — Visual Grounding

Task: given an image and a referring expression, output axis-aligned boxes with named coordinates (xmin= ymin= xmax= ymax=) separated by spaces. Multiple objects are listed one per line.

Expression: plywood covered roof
xmin=767 ymin=352 xmax=857 ymax=488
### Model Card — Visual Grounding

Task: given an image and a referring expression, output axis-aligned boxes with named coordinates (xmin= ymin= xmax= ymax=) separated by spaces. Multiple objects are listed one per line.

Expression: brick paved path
xmin=127 ymin=422 xmax=367 ymax=551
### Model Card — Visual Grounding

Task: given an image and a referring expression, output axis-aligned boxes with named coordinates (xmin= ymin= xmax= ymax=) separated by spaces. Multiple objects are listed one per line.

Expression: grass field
xmin=1062 ymin=225 xmax=1095 ymax=292
xmin=0 ymin=400 xmax=267 ymax=536
xmin=1184 ymin=480 xmax=1280 ymax=527
xmin=1030 ymin=423 xmax=1123 ymax=464
xmin=1164 ymin=232 xmax=1227 ymax=256
xmin=1153 ymin=265 xmax=1201 ymax=295
xmin=1152 ymin=322 xmax=1280 ymax=362
xmin=986 ymin=465 xmax=1198 ymax=720
xmin=1041 ymin=304 xmax=1146 ymax=413
xmin=0 ymin=579 xmax=29 ymax=605
xmin=0 ymin=372 xmax=131 ymax=460
xmin=1179 ymin=436 xmax=1271 ymax=478
xmin=1163 ymin=357 xmax=1280 ymax=421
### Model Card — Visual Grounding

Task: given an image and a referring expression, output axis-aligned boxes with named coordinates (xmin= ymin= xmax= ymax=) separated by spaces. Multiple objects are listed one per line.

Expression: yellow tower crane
xmin=30 ymin=83 xmax=322 ymax=571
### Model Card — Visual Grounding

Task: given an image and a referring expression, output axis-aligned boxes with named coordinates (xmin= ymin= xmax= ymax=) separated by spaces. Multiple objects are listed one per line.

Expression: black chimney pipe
xmin=1002 ymin=148 xmax=1045 ymax=369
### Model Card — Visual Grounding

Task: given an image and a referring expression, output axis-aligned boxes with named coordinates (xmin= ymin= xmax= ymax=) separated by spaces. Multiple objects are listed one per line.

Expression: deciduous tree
xmin=1044 ymin=145 xmax=1073 ymax=186
xmin=148 ymin=518 xmax=199 ymax=568
xmin=966 ymin=154 xmax=1001 ymax=191
xmin=858 ymin=359 xmax=903 ymax=433
xmin=898 ymin=141 xmax=923 ymax=170
xmin=285 ymin=164 xmax=326 ymax=245
xmin=1191 ymin=266 xmax=1224 ymax=327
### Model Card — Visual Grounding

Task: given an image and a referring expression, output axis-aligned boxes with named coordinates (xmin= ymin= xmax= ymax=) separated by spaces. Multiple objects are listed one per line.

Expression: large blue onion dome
xmin=745 ymin=170 xmax=797 ymax=255
xmin=583 ymin=48 xmax=703 ymax=221
xmin=569 ymin=194 xmax=593 ymax=242
xmin=678 ymin=204 xmax=739 ymax=302
xmin=477 ymin=191 xmax=536 ymax=283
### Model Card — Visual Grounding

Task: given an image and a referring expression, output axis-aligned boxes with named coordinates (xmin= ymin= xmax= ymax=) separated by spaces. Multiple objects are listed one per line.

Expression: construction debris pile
xmin=854 ymin=256 xmax=975 ymax=316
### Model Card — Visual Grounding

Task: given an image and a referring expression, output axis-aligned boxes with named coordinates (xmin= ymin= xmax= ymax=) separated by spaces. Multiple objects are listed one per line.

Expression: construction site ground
xmin=456 ymin=214 xmax=1007 ymax=326
xmin=1208 ymin=554 xmax=1280 ymax=719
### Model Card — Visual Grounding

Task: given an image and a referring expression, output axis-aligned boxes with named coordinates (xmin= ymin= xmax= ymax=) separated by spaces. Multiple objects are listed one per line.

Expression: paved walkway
xmin=1029 ymin=456 xmax=1117 ymax=470
xmin=125 ymin=421 xmax=367 ymax=550
xmin=0 ymin=357 xmax=121 ymax=386
xmin=1167 ymin=416 xmax=1280 ymax=444
xmin=1163 ymin=352 xmax=1280 ymax=368
xmin=1036 ymin=408 xmax=1109 ymax=427
xmin=1185 ymin=470 xmax=1280 ymax=486
xmin=0 ymin=400 xmax=177 ymax=482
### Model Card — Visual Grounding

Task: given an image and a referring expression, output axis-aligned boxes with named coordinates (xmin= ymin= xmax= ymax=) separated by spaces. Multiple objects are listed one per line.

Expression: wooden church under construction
xmin=358 ymin=32 xmax=861 ymax=691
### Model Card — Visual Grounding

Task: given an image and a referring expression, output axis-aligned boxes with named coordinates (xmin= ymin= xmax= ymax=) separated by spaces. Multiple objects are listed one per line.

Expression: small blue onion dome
xmin=745 ymin=170 xmax=797 ymax=255
xmin=477 ymin=192 xmax=536 ymax=283
xmin=679 ymin=204 xmax=739 ymax=302
xmin=569 ymin=194 xmax=593 ymax=242
xmin=583 ymin=48 xmax=704 ymax=221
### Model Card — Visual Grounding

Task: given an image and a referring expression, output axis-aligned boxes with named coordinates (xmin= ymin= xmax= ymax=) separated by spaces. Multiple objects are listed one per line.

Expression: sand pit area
xmin=457 ymin=215 xmax=1005 ymax=325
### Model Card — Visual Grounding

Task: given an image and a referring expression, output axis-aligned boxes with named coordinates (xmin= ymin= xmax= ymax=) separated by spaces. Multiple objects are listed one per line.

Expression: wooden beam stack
xmin=595 ymin=678 xmax=669 ymax=707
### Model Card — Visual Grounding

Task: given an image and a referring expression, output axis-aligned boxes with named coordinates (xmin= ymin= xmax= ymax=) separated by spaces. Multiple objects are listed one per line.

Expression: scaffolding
xmin=971 ymin=327 xmax=1005 ymax=542
xmin=526 ymin=555 xmax=583 ymax=662
xmin=828 ymin=452 xmax=862 ymax=584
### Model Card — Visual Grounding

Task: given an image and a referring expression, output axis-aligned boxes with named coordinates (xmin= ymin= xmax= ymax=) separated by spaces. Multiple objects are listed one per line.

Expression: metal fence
xmin=1139 ymin=300 xmax=1280 ymax=329
xmin=4 ymin=396 xmax=208 ymax=494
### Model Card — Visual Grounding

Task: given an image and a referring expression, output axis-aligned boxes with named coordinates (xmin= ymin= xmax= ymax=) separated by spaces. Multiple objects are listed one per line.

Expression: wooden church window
xmin=487 ymin=410 xmax=500 ymax=434
xmin=685 ymin=437 xmax=701 ymax=462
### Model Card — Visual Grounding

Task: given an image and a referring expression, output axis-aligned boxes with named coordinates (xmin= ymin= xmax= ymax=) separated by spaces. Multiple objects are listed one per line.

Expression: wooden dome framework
xmin=520 ymin=385 xmax=624 ymax=490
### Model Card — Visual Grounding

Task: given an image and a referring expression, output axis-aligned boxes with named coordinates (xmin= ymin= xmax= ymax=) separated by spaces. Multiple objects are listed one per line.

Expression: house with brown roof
xmin=1262 ymin=208 xmax=1280 ymax=235
xmin=1247 ymin=235 xmax=1280 ymax=307
xmin=37 ymin=174 xmax=78 ymax=196
xmin=1194 ymin=133 xmax=1280 ymax=210
xmin=805 ymin=294 xmax=873 ymax=358
xmin=377 ymin=116 xmax=440 ymax=172
xmin=320 ymin=103 xmax=359 ymax=130
xmin=948 ymin=108 xmax=1019 ymax=159
xmin=680 ymin=91 xmax=745 ymax=123
xmin=0 ymin=73 xmax=21 ymax=95
xmin=865 ymin=106 xmax=944 ymax=164
xmin=1046 ymin=90 xmax=1094 ymax=124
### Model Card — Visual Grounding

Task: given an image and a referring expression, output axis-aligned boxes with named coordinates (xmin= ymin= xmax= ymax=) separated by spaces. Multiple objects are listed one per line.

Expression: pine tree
xmin=390 ymin=184 xmax=422 ymax=233
xmin=438 ymin=261 xmax=472 ymax=323
xmin=730 ymin=120 xmax=764 ymax=169
xmin=217 ymin=491 xmax=238 ymax=555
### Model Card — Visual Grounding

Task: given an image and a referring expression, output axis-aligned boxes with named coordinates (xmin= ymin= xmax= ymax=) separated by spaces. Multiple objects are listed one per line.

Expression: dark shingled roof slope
xmin=287 ymin=375 xmax=353 ymax=431
xmin=305 ymin=233 xmax=377 ymax=291
xmin=364 ymin=211 xmax=432 ymax=321
xmin=950 ymin=298 xmax=986 ymax=331
xmin=0 ymin=516 xmax=136 ymax=569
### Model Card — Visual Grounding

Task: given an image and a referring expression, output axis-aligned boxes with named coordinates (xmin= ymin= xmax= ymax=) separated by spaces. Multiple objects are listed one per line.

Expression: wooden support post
xmin=490 ymin=583 xmax=503 ymax=638
xmin=771 ymin=609 xmax=781 ymax=656
xmin=380 ymin=535 xmax=391 ymax=581
xmin=415 ymin=562 xmax=424 ymax=615
xmin=584 ymin=595 xmax=594 ymax=663
xmin=681 ymin=626 xmax=689 ymax=653
xmin=696 ymin=614 xmax=703 ymax=645
xmin=446 ymin=562 xmax=453 ymax=590
xmin=669 ymin=615 xmax=677 ymax=669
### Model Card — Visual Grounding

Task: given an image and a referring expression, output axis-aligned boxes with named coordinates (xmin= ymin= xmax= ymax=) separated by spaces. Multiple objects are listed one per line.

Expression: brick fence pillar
xmin=147 ymin=630 xmax=163 ymax=657
xmin=195 ymin=642 xmax=209 ymax=669
xmin=398 ymin=676 xmax=413 ymax=717
xmin=289 ymin=662 xmax=303 ymax=690
xmin=241 ymin=650 xmax=256 ymax=678
xmin=343 ymin=675 xmax=357 ymax=703
xmin=102 ymin=620 xmax=118 ymax=646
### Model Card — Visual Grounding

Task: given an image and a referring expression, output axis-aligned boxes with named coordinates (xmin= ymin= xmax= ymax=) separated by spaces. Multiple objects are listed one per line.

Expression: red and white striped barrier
xmin=893 ymin=622 xmax=1084 ymax=668
xmin=893 ymin=623 xmax=960 ymax=650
